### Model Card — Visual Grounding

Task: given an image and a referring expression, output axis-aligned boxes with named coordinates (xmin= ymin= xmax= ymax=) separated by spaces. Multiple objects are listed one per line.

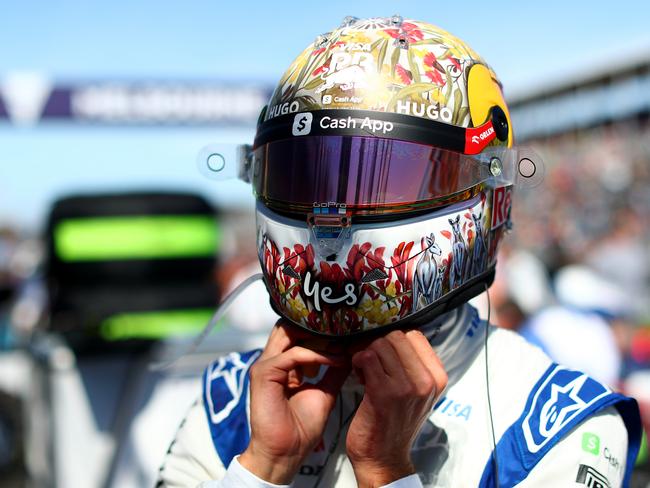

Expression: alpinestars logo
xmin=292 ymin=112 xmax=313 ymax=136
xmin=576 ymin=464 xmax=611 ymax=488
xmin=204 ymin=350 xmax=261 ymax=424
xmin=522 ymin=366 xmax=610 ymax=453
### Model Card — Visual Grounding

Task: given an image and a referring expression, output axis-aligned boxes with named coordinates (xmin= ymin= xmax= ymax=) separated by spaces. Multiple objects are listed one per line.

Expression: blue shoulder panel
xmin=479 ymin=363 xmax=641 ymax=488
xmin=202 ymin=349 xmax=262 ymax=467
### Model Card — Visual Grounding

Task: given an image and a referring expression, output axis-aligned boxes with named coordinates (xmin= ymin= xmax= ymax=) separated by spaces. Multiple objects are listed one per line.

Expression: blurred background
xmin=1 ymin=1 xmax=650 ymax=486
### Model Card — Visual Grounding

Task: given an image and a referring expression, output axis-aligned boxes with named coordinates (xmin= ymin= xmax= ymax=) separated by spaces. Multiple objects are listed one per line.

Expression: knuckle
xmin=249 ymin=360 xmax=271 ymax=381
xmin=370 ymin=337 xmax=388 ymax=351
xmin=406 ymin=329 xmax=427 ymax=345
xmin=439 ymin=371 xmax=449 ymax=392
xmin=248 ymin=363 xmax=261 ymax=380
xmin=387 ymin=329 xmax=406 ymax=340
xmin=401 ymin=383 xmax=416 ymax=397
xmin=414 ymin=374 xmax=436 ymax=397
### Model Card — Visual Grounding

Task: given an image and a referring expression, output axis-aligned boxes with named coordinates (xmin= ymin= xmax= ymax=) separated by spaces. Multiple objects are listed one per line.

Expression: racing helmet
xmin=223 ymin=16 xmax=540 ymax=337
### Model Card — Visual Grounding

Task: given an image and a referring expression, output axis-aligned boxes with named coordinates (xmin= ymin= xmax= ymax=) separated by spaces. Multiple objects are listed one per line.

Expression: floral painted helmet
xmin=220 ymin=16 xmax=541 ymax=337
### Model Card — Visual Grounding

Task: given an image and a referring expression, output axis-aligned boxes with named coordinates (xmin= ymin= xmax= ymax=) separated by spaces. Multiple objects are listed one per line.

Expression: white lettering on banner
xmin=491 ymin=186 xmax=512 ymax=229
xmin=72 ymin=85 xmax=267 ymax=122
xmin=303 ymin=271 xmax=357 ymax=312
xmin=319 ymin=115 xmax=393 ymax=134
xmin=395 ymin=99 xmax=453 ymax=123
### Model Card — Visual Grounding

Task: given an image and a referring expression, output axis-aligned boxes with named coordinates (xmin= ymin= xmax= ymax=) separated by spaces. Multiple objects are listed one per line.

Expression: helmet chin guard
xmin=256 ymin=187 xmax=509 ymax=337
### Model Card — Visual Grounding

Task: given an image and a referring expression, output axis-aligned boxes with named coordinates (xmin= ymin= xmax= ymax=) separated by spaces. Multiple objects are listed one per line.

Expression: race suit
xmin=157 ymin=304 xmax=641 ymax=487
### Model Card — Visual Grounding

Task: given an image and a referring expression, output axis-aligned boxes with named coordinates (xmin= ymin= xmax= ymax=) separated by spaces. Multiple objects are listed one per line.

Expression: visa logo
xmin=434 ymin=396 xmax=472 ymax=421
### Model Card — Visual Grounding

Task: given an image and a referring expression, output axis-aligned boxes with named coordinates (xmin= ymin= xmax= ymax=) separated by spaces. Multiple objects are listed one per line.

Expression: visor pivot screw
xmin=489 ymin=157 xmax=503 ymax=177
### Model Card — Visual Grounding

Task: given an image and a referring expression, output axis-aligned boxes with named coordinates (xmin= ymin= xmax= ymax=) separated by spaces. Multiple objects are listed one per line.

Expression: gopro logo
xmin=292 ymin=112 xmax=313 ymax=136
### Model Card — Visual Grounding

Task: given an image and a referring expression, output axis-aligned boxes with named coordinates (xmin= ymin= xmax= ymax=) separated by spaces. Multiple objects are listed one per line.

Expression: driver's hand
xmin=239 ymin=321 xmax=350 ymax=484
xmin=346 ymin=329 xmax=447 ymax=487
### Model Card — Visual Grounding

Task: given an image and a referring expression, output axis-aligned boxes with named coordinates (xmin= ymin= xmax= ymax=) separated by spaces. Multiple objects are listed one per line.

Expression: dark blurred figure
xmin=28 ymin=191 xmax=221 ymax=488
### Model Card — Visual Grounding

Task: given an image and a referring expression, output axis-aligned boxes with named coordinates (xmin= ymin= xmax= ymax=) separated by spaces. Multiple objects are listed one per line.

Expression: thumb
xmin=268 ymin=346 xmax=346 ymax=377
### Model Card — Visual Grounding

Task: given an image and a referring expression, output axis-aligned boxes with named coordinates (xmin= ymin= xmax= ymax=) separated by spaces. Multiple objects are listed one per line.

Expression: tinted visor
xmin=253 ymin=136 xmax=495 ymax=216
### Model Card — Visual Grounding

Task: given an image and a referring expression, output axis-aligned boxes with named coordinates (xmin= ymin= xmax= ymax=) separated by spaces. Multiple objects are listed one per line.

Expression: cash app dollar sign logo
xmin=292 ymin=112 xmax=313 ymax=136
xmin=581 ymin=432 xmax=600 ymax=455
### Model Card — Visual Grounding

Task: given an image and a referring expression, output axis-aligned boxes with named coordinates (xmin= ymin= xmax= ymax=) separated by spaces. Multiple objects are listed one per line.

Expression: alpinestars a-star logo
xmin=204 ymin=351 xmax=261 ymax=424
xmin=522 ymin=366 xmax=610 ymax=454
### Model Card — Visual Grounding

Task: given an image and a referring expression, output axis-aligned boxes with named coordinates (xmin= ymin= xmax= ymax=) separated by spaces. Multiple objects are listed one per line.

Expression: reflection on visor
xmin=252 ymin=136 xmax=531 ymax=215
xmin=195 ymin=140 xmax=544 ymax=200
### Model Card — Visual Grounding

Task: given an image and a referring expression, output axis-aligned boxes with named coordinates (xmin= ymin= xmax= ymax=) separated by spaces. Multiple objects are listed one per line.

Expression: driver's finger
xmin=405 ymin=329 xmax=448 ymax=395
xmin=261 ymin=319 xmax=313 ymax=359
xmin=265 ymin=346 xmax=346 ymax=377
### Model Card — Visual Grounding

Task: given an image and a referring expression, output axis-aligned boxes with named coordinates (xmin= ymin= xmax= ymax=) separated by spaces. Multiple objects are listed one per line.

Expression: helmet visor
xmin=253 ymin=136 xmax=511 ymax=216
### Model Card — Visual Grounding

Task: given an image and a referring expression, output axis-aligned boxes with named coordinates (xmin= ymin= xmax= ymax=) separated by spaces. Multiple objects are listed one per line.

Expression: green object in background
xmin=99 ymin=308 xmax=220 ymax=340
xmin=54 ymin=215 xmax=219 ymax=261
xmin=636 ymin=429 xmax=648 ymax=467
xmin=581 ymin=432 xmax=600 ymax=455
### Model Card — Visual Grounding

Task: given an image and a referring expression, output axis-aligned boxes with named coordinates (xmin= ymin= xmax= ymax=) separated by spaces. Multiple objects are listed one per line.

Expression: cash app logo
xmin=582 ymin=432 xmax=600 ymax=455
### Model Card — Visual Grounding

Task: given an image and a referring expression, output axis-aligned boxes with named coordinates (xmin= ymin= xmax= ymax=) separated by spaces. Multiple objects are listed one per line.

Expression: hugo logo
xmin=491 ymin=186 xmax=512 ymax=229
xmin=302 ymin=271 xmax=357 ymax=312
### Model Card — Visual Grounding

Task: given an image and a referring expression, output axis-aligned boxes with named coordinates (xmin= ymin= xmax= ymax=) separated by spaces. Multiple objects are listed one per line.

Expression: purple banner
xmin=0 ymin=81 xmax=273 ymax=125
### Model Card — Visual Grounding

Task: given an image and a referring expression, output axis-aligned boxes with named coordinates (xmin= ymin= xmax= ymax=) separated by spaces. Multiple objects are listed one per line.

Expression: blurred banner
xmin=509 ymin=52 xmax=650 ymax=140
xmin=0 ymin=73 xmax=272 ymax=125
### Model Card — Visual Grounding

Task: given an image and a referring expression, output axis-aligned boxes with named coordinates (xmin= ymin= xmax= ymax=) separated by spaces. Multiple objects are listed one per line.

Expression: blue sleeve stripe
xmin=615 ymin=397 xmax=643 ymax=487
xmin=479 ymin=363 xmax=642 ymax=487
xmin=202 ymin=349 xmax=262 ymax=466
